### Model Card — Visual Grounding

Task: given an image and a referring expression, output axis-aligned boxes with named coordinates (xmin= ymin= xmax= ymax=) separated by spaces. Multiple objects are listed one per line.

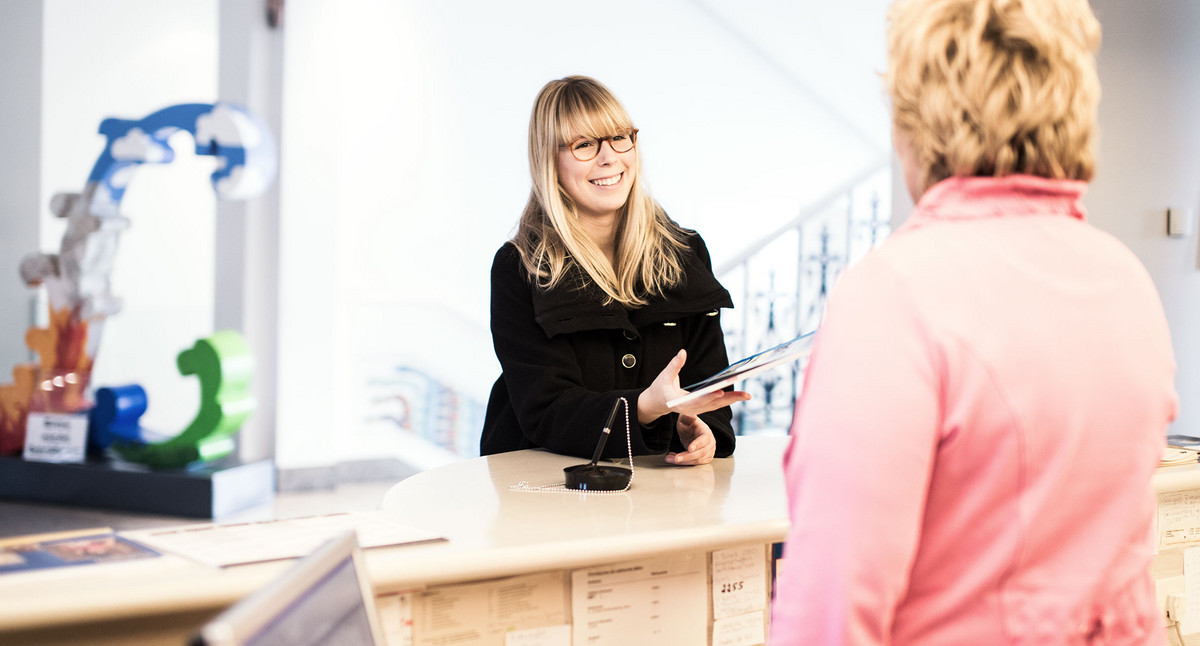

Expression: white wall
xmin=1088 ymin=0 xmax=1200 ymax=437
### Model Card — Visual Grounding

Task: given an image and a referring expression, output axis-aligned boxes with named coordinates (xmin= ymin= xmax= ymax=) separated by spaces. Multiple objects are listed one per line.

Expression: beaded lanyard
xmin=510 ymin=397 xmax=634 ymax=494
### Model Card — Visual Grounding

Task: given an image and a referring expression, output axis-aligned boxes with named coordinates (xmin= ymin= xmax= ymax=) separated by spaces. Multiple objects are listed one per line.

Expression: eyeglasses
xmin=559 ymin=129 xmax=639 ymax=161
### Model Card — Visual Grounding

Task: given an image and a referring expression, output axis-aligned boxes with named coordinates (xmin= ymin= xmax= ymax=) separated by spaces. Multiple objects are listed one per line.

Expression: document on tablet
xmin=666 ymin=331 xmax=816 ymax=408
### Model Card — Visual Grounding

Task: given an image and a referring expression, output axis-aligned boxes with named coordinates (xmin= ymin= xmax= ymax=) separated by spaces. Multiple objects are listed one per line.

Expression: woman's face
xmin=556 ymin=131 xmax=637 ymax=221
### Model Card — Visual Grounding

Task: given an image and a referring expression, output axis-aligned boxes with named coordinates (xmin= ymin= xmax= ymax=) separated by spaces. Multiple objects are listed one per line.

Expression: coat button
xmin=623 ymin=330 xmax=636 ymax=340
xmin=621 ymin=354 xmax=637 ymax=369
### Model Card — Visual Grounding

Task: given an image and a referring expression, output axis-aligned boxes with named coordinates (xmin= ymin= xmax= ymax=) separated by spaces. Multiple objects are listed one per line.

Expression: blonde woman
xmin=480 ymin=76 xmax=749 ymax=464
xmin=770 ymin=0 xmax=1177 ymax=643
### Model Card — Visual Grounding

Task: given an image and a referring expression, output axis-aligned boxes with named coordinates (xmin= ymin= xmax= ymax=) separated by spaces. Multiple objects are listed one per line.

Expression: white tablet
xmin=666 ymin=331 xmax=816 ymax=408
xmin=192 ymin=531 xmax=385 ymax=646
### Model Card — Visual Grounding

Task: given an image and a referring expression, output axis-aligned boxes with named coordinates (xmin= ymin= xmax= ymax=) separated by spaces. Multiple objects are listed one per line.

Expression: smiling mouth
xmin=590 ymin=172 xmax=622 ymax=187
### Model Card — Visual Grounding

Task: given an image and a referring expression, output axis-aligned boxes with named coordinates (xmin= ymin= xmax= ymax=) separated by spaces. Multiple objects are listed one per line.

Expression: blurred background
xmin=1 ymin=0 xmax=1196 ymax=488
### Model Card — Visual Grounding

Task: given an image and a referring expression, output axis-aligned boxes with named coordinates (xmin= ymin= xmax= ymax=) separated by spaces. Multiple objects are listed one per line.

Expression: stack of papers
xmin=121 ymin=510 xmax=445 ymax=567
xmin=1161 ymin=446 xmax=1199 ymax=468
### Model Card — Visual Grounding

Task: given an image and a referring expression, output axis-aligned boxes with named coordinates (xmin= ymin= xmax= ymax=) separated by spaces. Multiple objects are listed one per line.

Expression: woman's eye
xmin=611 ymin=134 xmax=627 ymax=143
xmin=573 ymin=140 xmax=595 ymax=150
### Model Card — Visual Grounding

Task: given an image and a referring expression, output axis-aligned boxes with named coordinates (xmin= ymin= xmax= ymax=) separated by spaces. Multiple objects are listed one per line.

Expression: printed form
xmin=711 ymin=544 xmax=769 ymax=646
xmin=1184 ymin=547 xmax=1200 ymax=637
xmin=412 ymin=570 xmax=568 ymax=646
xmin=1159 ymin=490 xmax=1200 ymax=550
xmin=376 ymin=591 xmax=414 ymax=646
xmin=571 ymin=551 xmax=706 ymax=645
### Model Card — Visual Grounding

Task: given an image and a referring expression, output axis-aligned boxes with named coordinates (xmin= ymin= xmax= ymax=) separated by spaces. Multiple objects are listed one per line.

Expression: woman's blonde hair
xmin=885 ymin=0 xmax=1101 ymax=193
xmin=514 ymin=76 xmax=688 ymax=307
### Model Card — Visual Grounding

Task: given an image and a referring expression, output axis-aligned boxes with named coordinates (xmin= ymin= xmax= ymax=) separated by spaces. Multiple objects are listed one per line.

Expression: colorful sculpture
xmin=0 ymin=102 xmax=276 ymax=463
xmin=92 ymin=331 xmax=255 ymax=469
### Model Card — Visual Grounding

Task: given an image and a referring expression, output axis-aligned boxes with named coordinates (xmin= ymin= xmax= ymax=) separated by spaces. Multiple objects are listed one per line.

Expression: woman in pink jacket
xmin=769 ymin=0 xmax=1179 ymax=644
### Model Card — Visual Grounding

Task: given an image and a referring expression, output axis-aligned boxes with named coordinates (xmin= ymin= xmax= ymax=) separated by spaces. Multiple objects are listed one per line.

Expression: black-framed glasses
xmin=559 ymin=129 xmax=639 ymax=161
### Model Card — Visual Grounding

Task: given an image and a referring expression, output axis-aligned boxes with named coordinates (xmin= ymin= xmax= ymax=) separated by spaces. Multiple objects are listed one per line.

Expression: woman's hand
xmin=666 ymin=414 xmax=716 ymax=465
xmin=637 ymin=349 xmax=750 ymax=425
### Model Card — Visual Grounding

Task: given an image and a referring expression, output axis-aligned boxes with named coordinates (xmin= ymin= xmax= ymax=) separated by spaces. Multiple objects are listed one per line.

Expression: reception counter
xmin=6 ymin=435 xmax=1200 ymax=645
xmin=371 ymin=434 xmax=790 ymax=589
xmin=0 ymin=435 xmax=791 ymax=645
xmin=1153 ymin=459 xmax=1200 ymax=645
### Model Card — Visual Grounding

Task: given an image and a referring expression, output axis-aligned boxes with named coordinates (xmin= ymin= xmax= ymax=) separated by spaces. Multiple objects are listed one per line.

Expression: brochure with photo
xmin=666 ymin=331 xmax=816 ymax=408
xmin=0 ymin=529 xmax=160 ymax=574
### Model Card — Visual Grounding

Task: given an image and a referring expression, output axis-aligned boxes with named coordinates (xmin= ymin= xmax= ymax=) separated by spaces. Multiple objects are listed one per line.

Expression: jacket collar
xmin=532 ymin=255 xmax=732 ymax=339
xmin=901 ymin=174 xmax=1088 ymax=234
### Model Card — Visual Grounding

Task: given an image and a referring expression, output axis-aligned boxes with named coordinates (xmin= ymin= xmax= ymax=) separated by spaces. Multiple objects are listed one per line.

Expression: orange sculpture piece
xmin=0 ymin=364 xmax=37 ymax=455
xmin=0 ymin=305 xmax=97 ymax=455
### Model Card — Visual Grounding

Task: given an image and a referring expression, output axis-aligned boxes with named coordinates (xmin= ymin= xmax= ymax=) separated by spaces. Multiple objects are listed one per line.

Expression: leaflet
xmin=570 ymin=551 xmax=707 ymax=646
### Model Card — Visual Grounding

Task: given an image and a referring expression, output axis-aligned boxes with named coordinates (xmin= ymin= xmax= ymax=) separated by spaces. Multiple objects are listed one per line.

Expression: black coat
xmin=480 ymin=233 xmax=737 ymax=459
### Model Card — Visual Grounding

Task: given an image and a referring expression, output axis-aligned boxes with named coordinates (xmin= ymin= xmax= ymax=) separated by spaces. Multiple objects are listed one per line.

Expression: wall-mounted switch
xmin=1167 ymin=206 xmax=1195 ymax=238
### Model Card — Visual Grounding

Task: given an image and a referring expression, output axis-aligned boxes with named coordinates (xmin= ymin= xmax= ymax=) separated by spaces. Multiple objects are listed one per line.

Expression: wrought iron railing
xmin=717 ymin=161 xmax=893 ymax=436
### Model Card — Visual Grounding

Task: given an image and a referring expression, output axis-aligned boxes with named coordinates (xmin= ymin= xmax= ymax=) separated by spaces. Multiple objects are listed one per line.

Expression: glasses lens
xmin=609 ymin=131 xmax=636 ymax=153
xmin=569 ymin=138 xmax=599 ymax=161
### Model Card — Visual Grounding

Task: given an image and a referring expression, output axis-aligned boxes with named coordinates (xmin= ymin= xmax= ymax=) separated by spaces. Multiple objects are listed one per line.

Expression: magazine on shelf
xmin=666 ymin=331 xmax=817 ymax=409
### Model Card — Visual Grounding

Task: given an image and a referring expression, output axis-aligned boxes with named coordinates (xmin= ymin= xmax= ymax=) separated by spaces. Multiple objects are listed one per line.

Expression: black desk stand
xmin=0 ymin=454 xmax=275 ymax=519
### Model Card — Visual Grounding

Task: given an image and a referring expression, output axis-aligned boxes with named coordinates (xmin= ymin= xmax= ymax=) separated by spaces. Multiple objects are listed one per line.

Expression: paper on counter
xmin=504 ymin=624 xmax=570 ymax=646
xmin=712 ymin=611 xmax=766 ymax=646
xmin=0 ymin=529 xmax=163 ymax=576
xmin=571 ymin=551 xmax=707 ymax=646
xmin=1184 ymin=547 xmax=1200 ymax=636
xmin=412 ymin=570 xmax=568 ymax=646
xmin=1158 ymin=490 xmax=1200 ymax=550
xmin=711 ymin=544 xmax=768 ymax=620
xmin=376 ymin=591 xmax=414 ymax=646
xmin=121 ymin=510 xmax=444 ymax=567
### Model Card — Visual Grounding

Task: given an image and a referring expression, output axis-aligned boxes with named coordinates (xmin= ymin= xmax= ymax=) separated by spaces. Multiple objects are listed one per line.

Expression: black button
xmin=621 ymin=354 xmax=637 ymax=369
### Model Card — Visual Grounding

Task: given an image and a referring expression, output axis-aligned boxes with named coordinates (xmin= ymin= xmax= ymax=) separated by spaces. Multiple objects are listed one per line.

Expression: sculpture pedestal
xmin=0 ymin=454 xmax=274 ymax=519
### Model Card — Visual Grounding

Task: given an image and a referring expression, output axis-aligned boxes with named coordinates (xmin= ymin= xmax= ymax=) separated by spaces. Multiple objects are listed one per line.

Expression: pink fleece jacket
xmin=769 ymin=175 xmax=1178 ymax=645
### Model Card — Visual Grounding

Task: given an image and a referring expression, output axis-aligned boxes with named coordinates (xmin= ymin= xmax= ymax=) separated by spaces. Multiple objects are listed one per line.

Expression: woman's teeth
xmin=590 ymin=173 xmax=622 ymax=187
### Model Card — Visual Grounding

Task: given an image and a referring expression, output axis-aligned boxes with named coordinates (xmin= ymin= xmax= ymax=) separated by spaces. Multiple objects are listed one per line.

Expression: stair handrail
xmin=715 ymin=157 xmax=891 ymax=278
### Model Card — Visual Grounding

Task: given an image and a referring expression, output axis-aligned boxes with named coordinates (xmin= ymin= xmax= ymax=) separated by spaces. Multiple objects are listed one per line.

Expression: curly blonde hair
xmin=514 ymin=76 xmax=688 ymax=308
xmin=885 ymin=0 xmax=1101 ymax=194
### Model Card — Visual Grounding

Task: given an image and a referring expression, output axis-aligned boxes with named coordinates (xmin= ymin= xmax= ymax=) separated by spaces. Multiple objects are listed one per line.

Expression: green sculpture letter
xmin=114 ymin=331 xmax=255 ymax=469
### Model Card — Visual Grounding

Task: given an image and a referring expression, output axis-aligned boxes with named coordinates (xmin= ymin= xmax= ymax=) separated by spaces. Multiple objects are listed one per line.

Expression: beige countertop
xmin=0 ymin=435 xmax=792 ymax=637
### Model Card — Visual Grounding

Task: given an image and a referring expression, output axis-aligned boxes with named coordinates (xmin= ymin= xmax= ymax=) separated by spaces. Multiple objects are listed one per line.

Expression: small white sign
xmin=1184 ymin=547 xmax=1200 ymax=636
xmin=505 ymin=625 xmax=571 ymax=646
xmin=23 ymin=412 xmax=89 ymax=463
xmin=713 ymin=611 xmax=766 ymax=646
xmin=712 ymin=544 xmax=768 ymax=620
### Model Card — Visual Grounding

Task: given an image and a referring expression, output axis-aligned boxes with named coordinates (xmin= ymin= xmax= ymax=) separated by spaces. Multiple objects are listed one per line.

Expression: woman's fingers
xmin=666 ymin=414 xmax=717 ymax=465
xmin=669 ymin=388 xmax=751 ymax=417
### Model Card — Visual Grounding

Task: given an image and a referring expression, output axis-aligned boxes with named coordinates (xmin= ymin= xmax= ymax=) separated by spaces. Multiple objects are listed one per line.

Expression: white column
xmin=0 ymin=3 xmax=43 ymax=371
xmin=216 ymin=0 xmax=285 ymax=463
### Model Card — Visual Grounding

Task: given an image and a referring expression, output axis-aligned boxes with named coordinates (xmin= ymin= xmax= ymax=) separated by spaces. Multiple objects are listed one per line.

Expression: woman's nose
xmin=595 ymin=140 xmax=618 ymax=164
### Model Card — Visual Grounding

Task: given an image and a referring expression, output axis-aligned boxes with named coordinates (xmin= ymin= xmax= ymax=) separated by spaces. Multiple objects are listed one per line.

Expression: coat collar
xmin=901 ymin=174 xmax=1088 ymax=234
xmin=532 ymin=248 xmax=733 ymax=339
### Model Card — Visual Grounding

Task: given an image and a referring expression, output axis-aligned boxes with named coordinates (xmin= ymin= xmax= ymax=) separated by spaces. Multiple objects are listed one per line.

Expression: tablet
xmin=192 ymin=531 xmax=385 ymax=646
xmin=666 ymin=331 xmax=816 ymax=408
